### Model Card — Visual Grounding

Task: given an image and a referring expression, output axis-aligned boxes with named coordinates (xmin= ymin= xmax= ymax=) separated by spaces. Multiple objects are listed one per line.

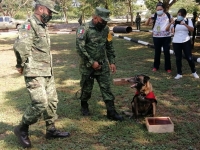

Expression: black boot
xmin=46 ymin=123 xmax=70 ymax=139
xmin=14 ymin=123 xmax=31 ymax=148
xmin=105 ymin=100 xmax=124 ymax=121
xmin=81 ymin=101 xmax=90 ymax=116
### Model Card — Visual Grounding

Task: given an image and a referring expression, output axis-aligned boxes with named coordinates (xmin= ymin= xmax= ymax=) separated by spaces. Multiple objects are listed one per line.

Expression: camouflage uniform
xmin=13 ymin=14 xmax=58 ymax=126
xmin=76 ymin=18 xmax=115 ymax=102
xmin=76 ymin=7 xmax=123 ymax=121
xmin=13 ymin=1 xmax=70 ymax=148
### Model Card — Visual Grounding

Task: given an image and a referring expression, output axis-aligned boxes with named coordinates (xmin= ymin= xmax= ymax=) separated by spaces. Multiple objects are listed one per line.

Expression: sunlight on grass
xmin=60 ymin=79 xmax=80 ymax=86
xmin=1 ymin=32 xmax=200 ymax=149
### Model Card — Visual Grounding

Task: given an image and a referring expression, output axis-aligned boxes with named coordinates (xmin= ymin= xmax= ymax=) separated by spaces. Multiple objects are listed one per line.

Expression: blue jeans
xmin=173 ymin=40 xmax=196 ymax=74
xmin=153 ymin=37 xmax=171 ymax=70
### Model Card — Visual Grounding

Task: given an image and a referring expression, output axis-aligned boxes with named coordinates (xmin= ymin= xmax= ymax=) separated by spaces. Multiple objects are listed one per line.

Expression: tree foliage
xmin=145 ymin=0 xmax=179 ymax=13
xmin=0 ymin=0 xmax=32 ymax=17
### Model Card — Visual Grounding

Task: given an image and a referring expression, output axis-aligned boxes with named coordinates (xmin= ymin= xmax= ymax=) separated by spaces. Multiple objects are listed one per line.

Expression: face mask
xmin=96 ymin=21 xmax=107 ymax=31
xmin=156 ymin=10 xmax=164 ymax=16
xmin=177 ymin=16 xmax=184 ymax=21
xmin=41 ymin=14 xmax=52 ymax=23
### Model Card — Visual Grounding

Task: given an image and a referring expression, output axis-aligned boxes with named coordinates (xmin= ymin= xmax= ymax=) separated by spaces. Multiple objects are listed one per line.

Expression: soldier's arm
xmin=76 ymin=26 xmax=94 ymax=67
xmin=13 ymin=23 xmax=33 ymax=68
xmin=105 ymin=29 xmax=116 ymax=65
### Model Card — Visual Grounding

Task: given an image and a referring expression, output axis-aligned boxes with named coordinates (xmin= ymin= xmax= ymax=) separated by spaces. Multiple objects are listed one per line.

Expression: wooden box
xmin=113 ymin=78 xmax=130 ymax=86
xmin=145 ymin=117 xmax=174 ymax=133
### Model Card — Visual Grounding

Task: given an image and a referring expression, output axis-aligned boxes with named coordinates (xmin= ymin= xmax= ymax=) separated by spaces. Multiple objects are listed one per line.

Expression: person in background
xmin=135 ymin=12 xmax=141 ymax=30
xmin=191 ymin=11 xmax=197 ymax=49
xmin=145 ymin=2 xmax=173 ymax=73
xmin=13 ymin=0 xmax=70 ymax=148
xmin=168 ymin=8 xmax=199 ymax=79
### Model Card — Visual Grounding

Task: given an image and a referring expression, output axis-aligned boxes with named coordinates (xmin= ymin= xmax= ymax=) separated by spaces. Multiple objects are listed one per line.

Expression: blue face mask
xmin=177 ymin=16 xmax=184 ymax=21
xmin=156 ymin=10 xmax=164 ymax=16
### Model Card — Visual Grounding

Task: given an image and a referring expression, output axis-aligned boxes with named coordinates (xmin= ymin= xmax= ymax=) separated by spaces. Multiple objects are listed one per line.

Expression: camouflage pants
xmin=80 ymin=73 xmax=115 ymax=102
xmin=22 ymin=76 xmax=58 ymax=125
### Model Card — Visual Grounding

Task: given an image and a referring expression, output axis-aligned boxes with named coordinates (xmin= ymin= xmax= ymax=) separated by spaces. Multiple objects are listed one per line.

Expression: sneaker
xmin=192 ymin=72 xmax=199 ymax=78
xmin=152 ymin=68 xmax=157 ymax=72
xmin=167 ymin=70 xmax=171 ymax=73
xmin=174 ymin=74 xmax=182 ymax=79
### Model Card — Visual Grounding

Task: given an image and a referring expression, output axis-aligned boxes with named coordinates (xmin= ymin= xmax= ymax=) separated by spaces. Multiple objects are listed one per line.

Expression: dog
xmin=127 ymin=74 xmax=157 ymax=120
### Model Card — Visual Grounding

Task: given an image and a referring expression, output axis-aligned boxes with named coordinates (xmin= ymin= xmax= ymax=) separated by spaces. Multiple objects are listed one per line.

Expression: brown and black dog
xmin=127 ymin=74 xmax=157 ymax=120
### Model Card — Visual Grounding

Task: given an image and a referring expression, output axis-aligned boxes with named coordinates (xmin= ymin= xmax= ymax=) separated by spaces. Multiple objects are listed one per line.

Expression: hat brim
xmin=101 ymin=17 xmax=111 ymax=22
xmin=49 ymin=8 xmax=59 ymax=14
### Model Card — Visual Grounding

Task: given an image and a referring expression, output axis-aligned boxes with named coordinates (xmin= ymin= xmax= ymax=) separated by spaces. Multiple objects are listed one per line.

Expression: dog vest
xmin=135 ymin=91 xmax=157 ymax=101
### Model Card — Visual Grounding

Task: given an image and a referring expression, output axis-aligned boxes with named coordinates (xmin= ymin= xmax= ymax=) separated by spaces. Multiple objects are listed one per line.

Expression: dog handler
xmin=145 ymin=2 xmax=173 ymax=73
xmin=13 ymin=0 xmax=70 ymax=148
xmin=167 ymin=8 xmax=199 ymax=79
xmin=76 ymin=7 xmax=124 ymax=121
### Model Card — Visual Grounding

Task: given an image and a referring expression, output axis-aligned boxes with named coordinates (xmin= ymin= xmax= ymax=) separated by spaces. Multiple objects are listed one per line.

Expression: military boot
xmin=81 ymin=101 xmax=90 ymax=116
xmin=46 ymin=123 xmax=70 ymax=139
xmin=14 ymin=123 xmax=31 ymax=148
xmin=105 ymin=100 xmax=124 ymax=121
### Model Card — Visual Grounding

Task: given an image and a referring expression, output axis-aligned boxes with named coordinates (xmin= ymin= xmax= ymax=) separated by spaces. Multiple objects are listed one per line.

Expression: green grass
xmin=0 ymin=29 xmax=200 ymax=150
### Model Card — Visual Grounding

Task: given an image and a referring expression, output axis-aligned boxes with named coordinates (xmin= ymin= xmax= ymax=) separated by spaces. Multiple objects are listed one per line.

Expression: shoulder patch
xmin=18 ymin=30 xmax=30 ymax=39
xmin=78 ymin=28 xmax=84 ymax=34
xmin=107 ymin=31 xmax=112 ymax=42
xmin=77 ymin=27 xmax=85 ymax=39
xmin=21 ymin=24 xmax=31 ymax=30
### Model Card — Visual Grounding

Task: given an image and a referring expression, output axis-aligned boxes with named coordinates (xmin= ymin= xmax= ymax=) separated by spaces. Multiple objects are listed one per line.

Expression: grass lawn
xmin=0 ymin=28 xmax=200 ymax=150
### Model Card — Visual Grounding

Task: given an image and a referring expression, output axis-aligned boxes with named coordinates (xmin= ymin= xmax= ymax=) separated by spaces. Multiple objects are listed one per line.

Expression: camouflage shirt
xmin=13 ymin=15 xmax=52 ymax=76
xmin=76 ymin=20 xmax=115 ymax=75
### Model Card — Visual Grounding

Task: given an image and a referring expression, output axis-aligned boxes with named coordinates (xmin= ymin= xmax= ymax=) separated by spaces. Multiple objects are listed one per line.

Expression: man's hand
xmin=92 ymin=61 xmax=101 ymax=70
xmin=16 ymin=67 xmax=23 ymax=74
xmin=110 ymin=64 xmax=116 ymax=74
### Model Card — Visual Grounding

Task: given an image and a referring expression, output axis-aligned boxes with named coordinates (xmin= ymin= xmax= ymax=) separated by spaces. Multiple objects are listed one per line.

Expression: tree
xmin=171 ymin=0 xmax=199 ymax=14
xmin=145 ymin=0 xmax=179 ymax=13
xmin=0 ymin=0 xmax=31 ymax=17
xmin=54 ymin=0 xmax=72 ymax=23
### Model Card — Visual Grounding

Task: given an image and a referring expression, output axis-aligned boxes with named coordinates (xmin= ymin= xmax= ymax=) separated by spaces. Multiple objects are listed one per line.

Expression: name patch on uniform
xmin=22 ymin=24 xmax=31 ymax=30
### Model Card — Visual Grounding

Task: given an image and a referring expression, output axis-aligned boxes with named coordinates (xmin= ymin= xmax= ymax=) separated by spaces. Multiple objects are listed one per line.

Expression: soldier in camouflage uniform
xmin=76 ymin=7 xmax=124 ymax=121
xmin=13 ymin=0 xmax=70 ymax=148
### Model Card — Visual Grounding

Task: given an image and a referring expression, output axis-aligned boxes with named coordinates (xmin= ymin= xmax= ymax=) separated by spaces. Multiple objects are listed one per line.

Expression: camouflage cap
xmin=95 ymin=7 xmax=111 ymax=21
xmin=35 ymin=0 xmax=58 ymax=14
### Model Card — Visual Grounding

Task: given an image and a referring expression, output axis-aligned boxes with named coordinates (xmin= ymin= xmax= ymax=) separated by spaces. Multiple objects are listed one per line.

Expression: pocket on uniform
xmin=25 ymin=77 xmax=42 ymax=89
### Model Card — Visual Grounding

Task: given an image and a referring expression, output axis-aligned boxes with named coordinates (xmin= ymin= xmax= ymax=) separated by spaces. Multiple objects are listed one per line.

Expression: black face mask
xmin=41 ymin=14 xmax=52 ymax=23
xmin=96 ymin=20 xmax=107 ymax=30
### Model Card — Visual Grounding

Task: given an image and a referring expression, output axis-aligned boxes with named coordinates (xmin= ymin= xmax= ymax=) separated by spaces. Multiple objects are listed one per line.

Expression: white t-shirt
xmin=172 ymin=18 xmax=193 ymax=43
xmin=152 ymin=13 xmax=172 ymax=37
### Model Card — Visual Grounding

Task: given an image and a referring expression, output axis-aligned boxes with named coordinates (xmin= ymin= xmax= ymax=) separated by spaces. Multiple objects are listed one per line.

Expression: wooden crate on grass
xmin=145 ymin=117 xmax=174 ymax=133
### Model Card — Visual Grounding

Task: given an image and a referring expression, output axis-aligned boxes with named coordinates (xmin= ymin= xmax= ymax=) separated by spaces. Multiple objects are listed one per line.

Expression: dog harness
xmin=134 ymin=91 xmax=157 ymax=101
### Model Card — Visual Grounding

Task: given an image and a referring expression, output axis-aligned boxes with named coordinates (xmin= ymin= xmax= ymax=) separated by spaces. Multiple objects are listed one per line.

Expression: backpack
xmin=174 ymin=18 xmax=190 ymax=35
xmin=152 ymin=12 xmax=171 ymax=29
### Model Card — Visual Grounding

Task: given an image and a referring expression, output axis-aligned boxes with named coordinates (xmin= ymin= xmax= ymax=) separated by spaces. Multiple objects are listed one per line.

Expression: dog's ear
xmin=143 ymin=75 xmax=150 ymax=84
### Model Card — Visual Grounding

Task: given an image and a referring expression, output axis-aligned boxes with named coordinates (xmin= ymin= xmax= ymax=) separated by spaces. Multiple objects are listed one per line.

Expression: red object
xmin=167 ymin=70 xmax=171 ymax=73
xmin=27 ymin=24 xmax=31 ymax=30
xmin=135 ymin=91 xmax=156 ymax=100
xmin=152 ymin=68 xmax=157 ymax=72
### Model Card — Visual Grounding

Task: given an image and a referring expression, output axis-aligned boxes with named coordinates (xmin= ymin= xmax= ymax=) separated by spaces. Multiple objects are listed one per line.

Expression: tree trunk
xmin=63 ymin=8 xmax=68 ymax=23
xmin=128 ymin=0 xmax=133 ymax=25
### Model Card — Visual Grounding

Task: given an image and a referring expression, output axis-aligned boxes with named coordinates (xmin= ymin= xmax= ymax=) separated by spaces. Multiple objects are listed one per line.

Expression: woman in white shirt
xmin=171 ymin=8 xmax=199 ymax=79
xmin=146 ymin=2 xmax=173 ymax=73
